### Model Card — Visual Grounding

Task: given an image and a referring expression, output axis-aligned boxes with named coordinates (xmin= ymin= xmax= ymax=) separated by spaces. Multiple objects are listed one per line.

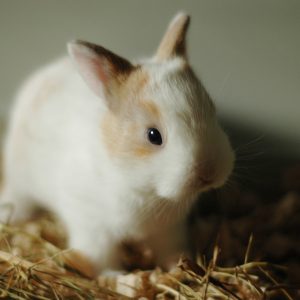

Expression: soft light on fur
xmin=0 ymin=12 xmax=234 ymax=272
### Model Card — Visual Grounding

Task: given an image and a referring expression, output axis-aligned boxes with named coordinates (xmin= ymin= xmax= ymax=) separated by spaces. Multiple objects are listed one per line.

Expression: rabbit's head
xmin=68 ymin=13 xmax=234 ymax=203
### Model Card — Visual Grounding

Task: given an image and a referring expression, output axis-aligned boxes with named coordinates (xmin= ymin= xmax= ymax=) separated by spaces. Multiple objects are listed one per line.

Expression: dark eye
xmin=147 ymin=128 xmax=162 ymax=145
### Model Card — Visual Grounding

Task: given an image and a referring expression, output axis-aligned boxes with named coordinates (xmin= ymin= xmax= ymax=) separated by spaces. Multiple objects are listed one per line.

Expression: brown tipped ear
xmin=155 ymin=12 xmax=190 ymax=61
xmin=68 ymin=40 xmax=134 ymax=108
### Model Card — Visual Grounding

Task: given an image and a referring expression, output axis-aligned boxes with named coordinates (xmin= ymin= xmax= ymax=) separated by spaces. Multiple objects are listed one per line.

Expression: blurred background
xmin=0 ymin=0 xmax=299 ymax=161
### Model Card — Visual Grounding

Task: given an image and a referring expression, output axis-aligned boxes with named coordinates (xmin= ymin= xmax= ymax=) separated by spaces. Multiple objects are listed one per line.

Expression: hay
xmin=0 ymin=212 xmax=296 ymax=299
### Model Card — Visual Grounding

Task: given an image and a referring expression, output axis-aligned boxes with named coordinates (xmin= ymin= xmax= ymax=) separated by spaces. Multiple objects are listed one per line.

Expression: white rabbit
xmin=1 ymin=13 xmax=234 ymax=272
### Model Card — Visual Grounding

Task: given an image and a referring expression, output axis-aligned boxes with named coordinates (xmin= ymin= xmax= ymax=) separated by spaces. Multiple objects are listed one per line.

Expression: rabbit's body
xmin=1 ymin=13 xmax=234 ymax=272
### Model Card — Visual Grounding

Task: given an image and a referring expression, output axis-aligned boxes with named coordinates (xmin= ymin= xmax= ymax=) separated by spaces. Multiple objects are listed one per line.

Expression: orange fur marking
xmin=101 ymin=109 xmax=158 ymax=159
xmin=140 ymin=100 xmax=160 ymax=118
xmin=121 ymin=68 xmax=149 ymax=99
xmin=133 ymin=146 xmax=153 ymax=158
xmin=100 ymin=69 xmax=161 ymax=159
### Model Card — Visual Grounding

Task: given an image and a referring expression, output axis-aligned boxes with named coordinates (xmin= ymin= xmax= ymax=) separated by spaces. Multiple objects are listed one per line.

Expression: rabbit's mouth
xmin=153 ymin=159 xmax=234 ymax=203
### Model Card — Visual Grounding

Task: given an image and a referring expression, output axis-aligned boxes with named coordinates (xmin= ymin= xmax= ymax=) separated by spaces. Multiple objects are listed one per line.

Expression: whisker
xmin=233 ymin=134 xmax=265 ymax=154
xmin=235 ymin=151 xmax=265 ymax=161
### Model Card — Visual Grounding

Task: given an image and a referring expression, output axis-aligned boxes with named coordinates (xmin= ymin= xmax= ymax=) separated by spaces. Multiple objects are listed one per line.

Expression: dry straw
xmin=0 ymin=214 xmax=294 ymax=299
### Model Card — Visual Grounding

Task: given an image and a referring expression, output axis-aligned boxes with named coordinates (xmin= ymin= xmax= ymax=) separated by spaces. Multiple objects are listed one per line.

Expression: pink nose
xmin=193 ymin=163 xmax=216 ymax=188
xmin=199 ymin=177 xmax=213 ymax=186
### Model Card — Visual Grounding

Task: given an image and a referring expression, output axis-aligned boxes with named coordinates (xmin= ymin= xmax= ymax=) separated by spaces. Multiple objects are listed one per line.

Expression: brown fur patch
xmin=100 ymin=69 xmax=162 ymax=159
xmin=140 ymin=100 xmax=160 ymax=118
xmin=132 ymin=146 xmax=153 ymax=158
xmin=101 ymin=112 xmax=155 ymax=159
xmin=121 ymin=68 xmax=149 ymax=99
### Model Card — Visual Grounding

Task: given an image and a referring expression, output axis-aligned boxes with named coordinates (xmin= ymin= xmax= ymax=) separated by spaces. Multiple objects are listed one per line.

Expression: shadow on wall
xmin=222 ymin=118 xmax=300 ymax=187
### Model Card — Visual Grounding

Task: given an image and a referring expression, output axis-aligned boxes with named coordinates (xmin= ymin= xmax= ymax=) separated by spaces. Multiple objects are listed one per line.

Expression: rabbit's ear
xmin=155 ymin=12 xmax=190 ymax=62
xmin=68 ymin=40 xmax=134 ymax=109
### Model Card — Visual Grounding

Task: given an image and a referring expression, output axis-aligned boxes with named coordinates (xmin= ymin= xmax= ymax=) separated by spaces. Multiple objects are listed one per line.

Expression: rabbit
xmin=0 ymin=12 xmax=234 ymax=273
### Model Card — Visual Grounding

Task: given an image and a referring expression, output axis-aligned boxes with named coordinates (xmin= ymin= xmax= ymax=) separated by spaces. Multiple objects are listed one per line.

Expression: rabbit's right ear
xmin=68 ymin=40 xmax=134 ymax=110
xmin=155 ymin=12 xmax=190 ymax=62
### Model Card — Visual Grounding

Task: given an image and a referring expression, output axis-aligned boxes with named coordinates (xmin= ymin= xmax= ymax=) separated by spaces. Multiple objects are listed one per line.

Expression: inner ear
xmin=68 ymin=40 xmax=135 ymax=109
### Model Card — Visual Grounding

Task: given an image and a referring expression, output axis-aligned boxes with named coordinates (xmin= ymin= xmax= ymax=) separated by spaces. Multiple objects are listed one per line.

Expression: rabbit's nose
xmin=187 ymin=161 xmax=217 ymax=190
xmin=198 ymin=176 xmax=214 ymax=186
xmin=196 ymin=164 xmax=216 ymax=187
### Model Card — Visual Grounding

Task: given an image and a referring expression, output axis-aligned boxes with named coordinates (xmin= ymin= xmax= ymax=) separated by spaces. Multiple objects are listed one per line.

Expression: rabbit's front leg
xmin=64 ymin=213 xmax=122 ymax=273
xmin=148 ymin=221 xmax=190 ymax=270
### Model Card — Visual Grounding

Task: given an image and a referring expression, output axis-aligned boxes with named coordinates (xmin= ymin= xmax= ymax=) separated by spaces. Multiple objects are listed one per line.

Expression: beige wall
xmin=0 ymin=0 xmax=299 ymax=156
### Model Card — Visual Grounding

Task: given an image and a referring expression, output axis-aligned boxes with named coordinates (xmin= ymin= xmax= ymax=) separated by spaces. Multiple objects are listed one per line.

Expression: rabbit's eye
xmin=147 ymin=128 xmax=162 ymax=145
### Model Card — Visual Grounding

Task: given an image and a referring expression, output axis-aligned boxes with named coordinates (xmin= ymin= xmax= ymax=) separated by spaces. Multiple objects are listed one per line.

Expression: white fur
xmin=1 ymin=15 xmax=234 ymax=273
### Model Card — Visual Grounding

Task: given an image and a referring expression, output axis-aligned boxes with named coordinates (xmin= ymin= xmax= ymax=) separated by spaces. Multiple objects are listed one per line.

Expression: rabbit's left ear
xmin=68 ymin=40 xmax=134 ymax=108
xmin=155 ymin=12 xmax=190 ymax=61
